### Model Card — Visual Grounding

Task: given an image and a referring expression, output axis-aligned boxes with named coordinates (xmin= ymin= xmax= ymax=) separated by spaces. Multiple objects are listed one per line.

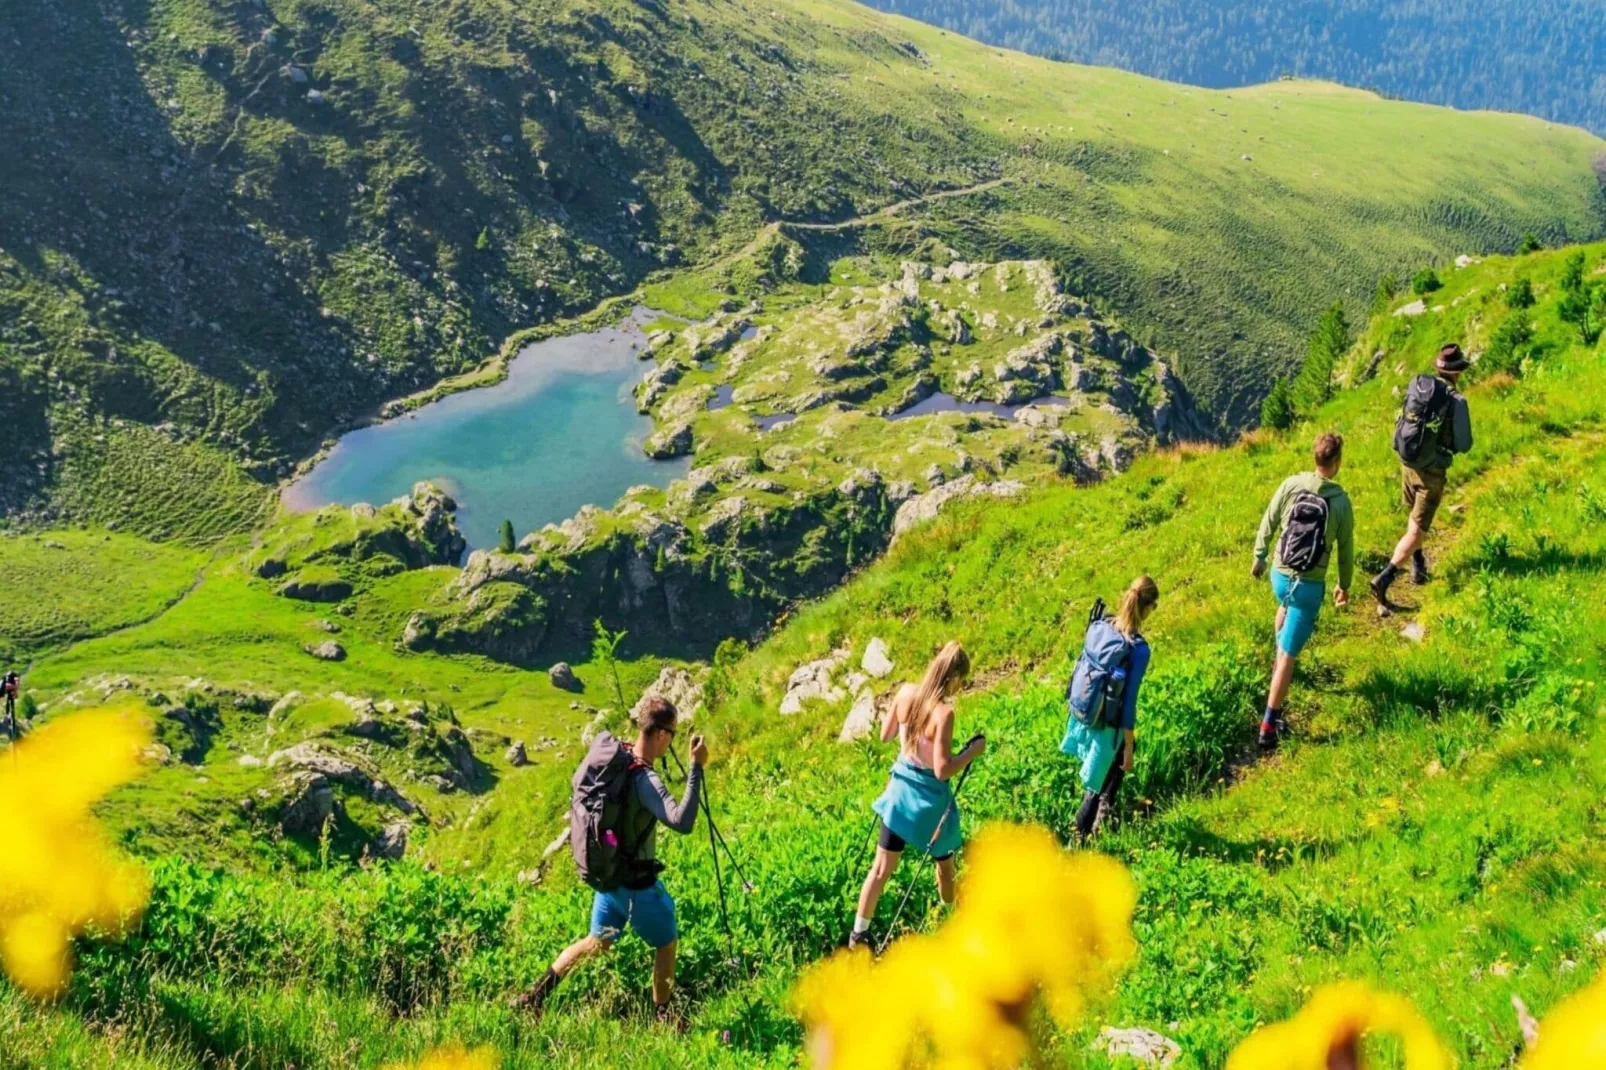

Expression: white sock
xmin=852 ymin=914 xmax=872 ymax=934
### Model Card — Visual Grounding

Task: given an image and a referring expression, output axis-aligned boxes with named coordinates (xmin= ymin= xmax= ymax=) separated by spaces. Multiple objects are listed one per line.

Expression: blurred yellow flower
xmin=796 ymin=822 xmax=1136 ymax=1069
xmin=1227 ymin=982 xmax=1450 ymax=1070
xmin=1521 ymin=971 xmax=1606 ymax=1069
xmin=381 ymin=1045 xmax=499 ymax=1070
xmin=0 ymin=705 xmax=151 ymax=999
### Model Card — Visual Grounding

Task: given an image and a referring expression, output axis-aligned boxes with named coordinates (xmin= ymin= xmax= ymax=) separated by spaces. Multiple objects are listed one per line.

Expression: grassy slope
xmin=5 ymin=243 xmax=1605 ymax=1066
xmin=3 ymin=0 xmax=1602 ymax=537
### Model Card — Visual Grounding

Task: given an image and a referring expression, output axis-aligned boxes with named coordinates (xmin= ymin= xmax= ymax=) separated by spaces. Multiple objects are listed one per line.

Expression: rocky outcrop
xmin=1094 ymin=1028 xmax=1180 ymax=1067
xmin=780 ymin=645 xmax=852 ymax=715
xmin=645 ymin=421 xmax=694 ymax=458
xmin=892 ymin=476 xmax=1026 ymax=539
xmin=267 ymin=742 xmax=418 ymax=815
xmin=632 ymin=666 xmax=709 ymax=721
xmin=372 ymin=820 xmax=410 ymax=860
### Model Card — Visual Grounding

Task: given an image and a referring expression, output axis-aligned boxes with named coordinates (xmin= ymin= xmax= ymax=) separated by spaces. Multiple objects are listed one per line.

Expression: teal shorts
xmin=1271 ymin=569 xmax=1326 ymax=657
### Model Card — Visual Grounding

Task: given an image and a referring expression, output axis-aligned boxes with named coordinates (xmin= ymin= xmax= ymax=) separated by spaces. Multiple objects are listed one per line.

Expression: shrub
xmin=1518 ymin=232 xmax=1542 ymax=254
xmin=1506 ymin=277 xmax=1535 ymax=309
xmin=1291 ymin=302 xmax=1350 ymax=410
xmin=1260 ymin=377 xmax=1295 ymax=430
xmin=1370 ymin=272 xmax=1398 ymax=315
xmin=1411 ymin=268 xmax=1442 ymax=295
xmin=1478 ymin=313 xmax=1533 ymax=378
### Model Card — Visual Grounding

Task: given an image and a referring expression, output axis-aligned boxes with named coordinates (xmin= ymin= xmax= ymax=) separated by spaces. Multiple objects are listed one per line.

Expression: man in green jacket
xmin=1250 ymin=432 xmax=1355 ymax=750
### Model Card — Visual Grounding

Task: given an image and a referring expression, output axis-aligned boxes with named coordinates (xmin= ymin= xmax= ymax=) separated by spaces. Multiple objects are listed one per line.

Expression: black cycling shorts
xmin=879 ymin=821 xmax=953 ymax=863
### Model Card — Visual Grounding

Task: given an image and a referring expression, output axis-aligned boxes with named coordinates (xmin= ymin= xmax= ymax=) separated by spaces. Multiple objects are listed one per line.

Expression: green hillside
xmin=4 ymin=243 xmax=1604 ymax=1065
xmin=3 ymin=0 xmax=1603 ymax=539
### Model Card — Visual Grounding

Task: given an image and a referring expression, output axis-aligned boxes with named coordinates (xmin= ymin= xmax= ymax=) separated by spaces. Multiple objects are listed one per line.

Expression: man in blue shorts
xmin=516 ymin=696 xmax=707 ymax=1023
xmin=1251 ymin=432 xmax=1354 ymax=751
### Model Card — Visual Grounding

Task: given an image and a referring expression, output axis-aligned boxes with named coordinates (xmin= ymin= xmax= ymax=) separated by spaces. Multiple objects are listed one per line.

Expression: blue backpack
xmin=1066 ymin=612 xmax=1135 ymax=730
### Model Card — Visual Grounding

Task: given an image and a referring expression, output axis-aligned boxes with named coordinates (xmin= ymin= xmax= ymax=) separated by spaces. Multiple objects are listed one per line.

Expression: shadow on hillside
xmin=1156 ymin=815 xmax=1357 ymax=875
xmin=1353 ymin=659 xmax=1497 ymax=724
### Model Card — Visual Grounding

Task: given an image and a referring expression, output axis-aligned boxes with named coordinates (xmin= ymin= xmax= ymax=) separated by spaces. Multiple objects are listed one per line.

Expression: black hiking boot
xmin=1411 ymin=551 xmax=1430 ymax=585
xmin=1258 ymin=715 xmax=1287 ymax=752
xmin=1370 ymin=569 xmax=1401 ymax=614
xmin=847 ymin=929 xmax=873 ymax=953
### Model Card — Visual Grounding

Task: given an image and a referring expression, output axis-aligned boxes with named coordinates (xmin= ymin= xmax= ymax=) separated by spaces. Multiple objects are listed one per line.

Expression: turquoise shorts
xmin=1271 ymin=569 xmax=1326 ymax=657
xmin=1060 ymin=712 xmax=1124 ymax=794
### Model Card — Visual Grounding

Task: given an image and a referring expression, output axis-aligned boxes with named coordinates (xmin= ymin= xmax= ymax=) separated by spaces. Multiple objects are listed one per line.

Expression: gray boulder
xmin=549 ymin=662 xmax=580 ymax=691
xmin=506 ymin=741 xmax=529 ymax=767
xmin=305 ymin=640 xmax=346 ymax=662
xmin=373 ymin=820 xmax=410 ymax=860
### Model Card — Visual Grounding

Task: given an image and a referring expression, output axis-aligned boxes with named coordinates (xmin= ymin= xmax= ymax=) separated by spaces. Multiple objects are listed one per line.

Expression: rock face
xmin=372 ymin=820 xmax=410 ymax=860
xmin=277 ymin=772 xmax=337 ymax=836
xmin=645 ymin=421 xmax=694 ymax=459
xmin=549 ymin=662 xmax=580 ymax=691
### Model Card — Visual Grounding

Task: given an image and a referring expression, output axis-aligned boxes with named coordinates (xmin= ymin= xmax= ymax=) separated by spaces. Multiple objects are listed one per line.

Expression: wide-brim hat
xmin=1435 ymin=343 xmax=1469 ymax=374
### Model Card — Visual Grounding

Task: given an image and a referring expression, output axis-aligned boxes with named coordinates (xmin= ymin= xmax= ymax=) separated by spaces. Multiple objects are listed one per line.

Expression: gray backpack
xmin=569 ymin=732 xmax=651 ymax=892
xmin=1066 ymin=615 xmax=1135 ymax=730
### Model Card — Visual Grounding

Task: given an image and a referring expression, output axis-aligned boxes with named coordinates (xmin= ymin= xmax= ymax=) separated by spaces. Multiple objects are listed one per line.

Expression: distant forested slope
xmin=862 ymin=0 xmax=1606 ymax=134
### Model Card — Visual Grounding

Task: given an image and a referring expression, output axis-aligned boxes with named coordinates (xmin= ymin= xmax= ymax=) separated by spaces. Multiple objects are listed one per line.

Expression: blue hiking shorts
xmin=1271 ymin=569 xmax=1326 ymax=657
xmin=589 ymin=880 xmax=677 ymax=949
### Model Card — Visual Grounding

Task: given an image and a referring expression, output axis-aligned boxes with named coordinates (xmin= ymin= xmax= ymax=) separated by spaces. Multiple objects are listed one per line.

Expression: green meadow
xmin=2 ymin=243 xmax=1603 ymax=1065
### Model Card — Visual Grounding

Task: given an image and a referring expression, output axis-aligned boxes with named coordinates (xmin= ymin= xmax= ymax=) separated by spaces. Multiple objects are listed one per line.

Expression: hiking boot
xmin=510 ymin=968 xmax=560 ymax=1018
xmin=1411 ymin=552 xmax=1430 ymax=586
xmin=847 ymin=929 xmax=873 ymax=953
xmin=1258 ymin=716 xmax=1287 ymax=752
xmin=655 ymin=1001 xmax=690 ymax=1033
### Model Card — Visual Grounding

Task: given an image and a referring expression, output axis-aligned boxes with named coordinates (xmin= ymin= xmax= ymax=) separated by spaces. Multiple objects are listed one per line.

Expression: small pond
xmin=282 ymin=308 xmax=689 ymax=552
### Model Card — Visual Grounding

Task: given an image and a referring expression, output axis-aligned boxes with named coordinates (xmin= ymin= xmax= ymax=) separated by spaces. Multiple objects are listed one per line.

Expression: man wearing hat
xmin=1372 ymin=343 xmax=1473 ymax=608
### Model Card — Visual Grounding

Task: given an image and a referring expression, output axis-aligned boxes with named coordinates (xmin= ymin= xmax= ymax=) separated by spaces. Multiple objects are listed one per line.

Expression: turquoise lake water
xmin=282 ymin=309 xmax=688 ymax=552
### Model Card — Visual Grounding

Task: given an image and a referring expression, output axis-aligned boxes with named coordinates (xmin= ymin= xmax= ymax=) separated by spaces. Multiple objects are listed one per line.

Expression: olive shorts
xmin=1401 ymin=464 xmax=1448 ymax=531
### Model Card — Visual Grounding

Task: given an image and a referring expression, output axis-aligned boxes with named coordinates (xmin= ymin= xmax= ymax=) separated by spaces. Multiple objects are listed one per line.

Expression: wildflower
xmin=1521 ymin=971 xmax=1606 ymax=1068
xmin=1227 ymin=982 xmax=1450 ymax=1070
xmin=0 ymin=705 xmax=151 ymax=998
xmin=796 ymin=822 xmax=1137 ymax=1069
xmin=381 ymin=1044 xmax=500 ymax=1070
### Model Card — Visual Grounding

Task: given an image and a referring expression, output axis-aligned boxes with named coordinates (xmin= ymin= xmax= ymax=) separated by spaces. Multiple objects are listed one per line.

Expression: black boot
xmin=1095 ymin=764 xmax=1125 ymax=834
xmin=1073 ymin=790 xmax=1100 ymax=842
xmin=1370 ymin=563 xmax=1400 ymax=609
xmin=1411 ymin=549 xmax=1430 ymax=585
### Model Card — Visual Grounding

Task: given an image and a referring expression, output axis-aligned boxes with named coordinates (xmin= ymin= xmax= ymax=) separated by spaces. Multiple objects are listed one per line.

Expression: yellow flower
xmin=1521 ymin=971 xmax=1606 ymax=1069
xmin=1227 ymin=982 xmax=1451 ymax=1070
xmin=381 ymin=1044 xmax=500 ymax=1070
xmin=0 ymin=705 xmax=152 ymax=999
xmin=796 ymin=822 xmax=1137 ymax=1068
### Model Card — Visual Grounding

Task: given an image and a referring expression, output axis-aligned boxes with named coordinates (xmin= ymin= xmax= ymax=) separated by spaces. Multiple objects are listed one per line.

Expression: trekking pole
xmin=876 ymin=740 xmax=982 ymax=955
xmin=849 ymin=808 xmax=880 ymax=883
xmin=668 ymin=745 xmax=755 ymax=893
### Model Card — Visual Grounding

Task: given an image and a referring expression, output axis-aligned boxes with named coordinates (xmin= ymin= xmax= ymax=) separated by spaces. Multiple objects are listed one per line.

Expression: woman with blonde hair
xmin=847 ymin=640 xmax=982 ymax=951
xmin=1061 ymin=576 xmax=1159 ymax=842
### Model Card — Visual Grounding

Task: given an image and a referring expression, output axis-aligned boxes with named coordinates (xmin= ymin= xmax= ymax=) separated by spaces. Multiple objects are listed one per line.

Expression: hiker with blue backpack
xmin=1251 ymin=432 xmax=1355 ymax=751
xmin=1061 ymin=576 xmax=1159 ymax=842
xmin=515 ymin=696 xmax=707 ymax=1024
xmin=1371 ymin=344 xmax=1473 ymax=612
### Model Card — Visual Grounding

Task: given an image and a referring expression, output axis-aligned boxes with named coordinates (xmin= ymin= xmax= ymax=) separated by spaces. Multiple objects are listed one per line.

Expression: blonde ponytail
xmin=1113 ymin=575 xmax=1160 ymax=639
xmin=903 ymin=640 xmax=970 ymax=740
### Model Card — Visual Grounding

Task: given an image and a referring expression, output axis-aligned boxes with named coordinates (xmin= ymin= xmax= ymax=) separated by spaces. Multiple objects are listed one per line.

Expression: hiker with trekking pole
xmin=1060 ymin=576 xmax=1159 ymax=843
xmin=1251 ymin=432 xmax=1355 ymax=751
xmin=1371 ymin=343 xmax=1473 ymax=613
xmin=514 ymin=696 xmax=706 ymax=1024
xmin=846 ymin=640 xmax=983 ymax=952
